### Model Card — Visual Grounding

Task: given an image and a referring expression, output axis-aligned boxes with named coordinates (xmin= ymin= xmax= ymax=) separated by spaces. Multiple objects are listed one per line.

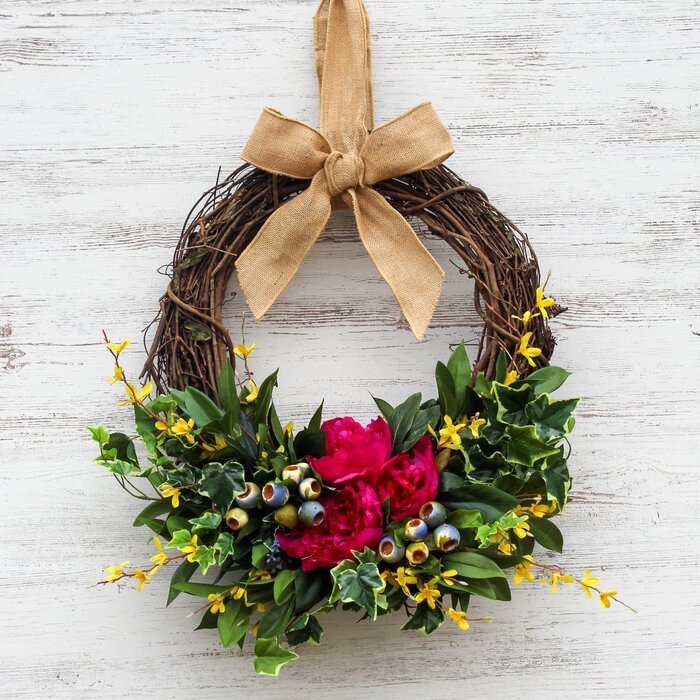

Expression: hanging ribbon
xmin=235 ymin=0 xmax=454 ymax=340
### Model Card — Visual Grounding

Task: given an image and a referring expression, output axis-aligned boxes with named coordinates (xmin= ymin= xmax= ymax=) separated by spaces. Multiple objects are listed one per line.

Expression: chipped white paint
xmin=2 ymin=0 xmax=699 ymax=697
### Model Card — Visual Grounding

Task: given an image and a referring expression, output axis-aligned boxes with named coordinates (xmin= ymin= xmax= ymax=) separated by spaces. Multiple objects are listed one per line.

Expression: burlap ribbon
xmin=236 ymin=0 xmax=454 ymax=340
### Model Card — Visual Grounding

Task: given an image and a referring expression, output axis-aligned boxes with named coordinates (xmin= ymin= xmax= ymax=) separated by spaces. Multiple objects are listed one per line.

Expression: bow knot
xmin=235 ymin=0 xmax=455 ymax=340
xmin=324 ymin=151 xmax=365 ymax=197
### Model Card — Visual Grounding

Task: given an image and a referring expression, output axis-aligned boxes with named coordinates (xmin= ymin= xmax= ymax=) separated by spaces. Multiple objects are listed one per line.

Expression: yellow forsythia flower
xmin=441 ymin=570 xmax=458 ymax=587
xmin=246 ymin=381 xmax=259 ymax=403
xmin=414 ymin=577 xmax=441 ymax=609
xmin=133 ymin=568 xmax=152 ymax=592
xmin=150 ymin=538 xmax=168 ymax=568
xmin=119 ymin=381 xmax=153 ymax=406
xmin=579 ymin=570 xmax=600 ymax=598
xmin=512 ymin=310 xmax=539 ymax=326
xmin=535 ymin=287 xmax=555 ymax=318
xmin=107 ymin=338 xmax=130 ymax=356
xmin=513 ymin=556 xmax=535 ymax=585
xmin=431 ymin=416 xmax=467 ymax=450
xmin=395 ymin=567 xmax=417 ymax=596
xmin=105 ymin=366 xmax=124 ymax=384
xmin=171 ymin=417 xmax=196 ymax=445
xmin=283 ymin=421 xmax=294 ymax=435
xmin=160 ymin=484 xmax=180 ymax=509
xmin=234 ymin=342 xmax=257 ymax=358
xmin=518 ymin=332 xmax=542 ymax=368
xmin=599 ymin=590 xmax=617 ymax=608
xmin=181 ymin=534 xmax=199 ymax=563
xmin=504 ymin=370 xmax=519 ymax=386
xmin=208 ymin=593 xmax=226 ymax=615
xmin=467 ymin=416 xmax=486 ymax=439
xmin=104 ymin=561 xmax=129 ymax=582
xmin=446 ymin=608 xmax=470 ymax=631
xmin=201 ymin=435 xmax=228 ymax=453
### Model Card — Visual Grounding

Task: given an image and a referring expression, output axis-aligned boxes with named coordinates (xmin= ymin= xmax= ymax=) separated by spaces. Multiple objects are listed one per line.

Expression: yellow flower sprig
xmin=100 ymin=538 xmax=186 ymax=591
xmin=508 ymin=286 xmax=555 ymax=373
xmin=513 ymin=559 xmax=636 ymax=612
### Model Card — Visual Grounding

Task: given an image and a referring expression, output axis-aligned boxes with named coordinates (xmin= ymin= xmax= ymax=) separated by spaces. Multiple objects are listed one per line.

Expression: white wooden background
xmin=2 ymin=0 xmax=699 ymax=697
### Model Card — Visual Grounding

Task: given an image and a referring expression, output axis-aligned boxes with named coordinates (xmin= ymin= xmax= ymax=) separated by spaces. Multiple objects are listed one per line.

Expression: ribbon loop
xmin=236 ymin=0 xmax=454 ymax=340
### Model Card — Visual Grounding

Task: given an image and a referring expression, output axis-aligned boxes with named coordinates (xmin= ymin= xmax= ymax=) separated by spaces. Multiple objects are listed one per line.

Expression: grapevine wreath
xmin=93 ymin=0 xmax=631 ymax=676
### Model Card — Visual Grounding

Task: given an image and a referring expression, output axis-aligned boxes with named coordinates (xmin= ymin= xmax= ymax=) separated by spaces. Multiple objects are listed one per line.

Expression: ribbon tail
xmin=351 ymin=188 xmax=444 ymax=340
xmin=235 ymin=171 xmax=332 ymax=320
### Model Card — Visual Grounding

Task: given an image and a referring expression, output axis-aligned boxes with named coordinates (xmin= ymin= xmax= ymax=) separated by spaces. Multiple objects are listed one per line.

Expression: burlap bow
xmin=235 ymin=0 xmax=454 ymax=339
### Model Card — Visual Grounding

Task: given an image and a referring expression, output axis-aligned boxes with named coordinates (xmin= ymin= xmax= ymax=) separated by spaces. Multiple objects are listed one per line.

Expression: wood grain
xmin=1 ymin=0 xmax=699 ymax=697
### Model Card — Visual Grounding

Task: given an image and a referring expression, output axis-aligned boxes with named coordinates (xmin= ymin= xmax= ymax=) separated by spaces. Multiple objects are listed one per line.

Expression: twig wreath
xmin=92 ymin=0 xmax=632 ymax=676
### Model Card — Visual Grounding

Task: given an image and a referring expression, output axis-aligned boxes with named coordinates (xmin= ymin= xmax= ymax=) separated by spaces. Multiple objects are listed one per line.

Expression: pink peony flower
xmin=276 ymin=480 xmax=384 ymax=571
xmin=376 ymin=436 xmax=439 ymax=520
xmin=309 ymin=416 xmax=392 ymax=486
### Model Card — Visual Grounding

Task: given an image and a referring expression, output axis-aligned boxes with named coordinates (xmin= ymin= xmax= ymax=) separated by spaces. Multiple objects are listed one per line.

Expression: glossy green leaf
xmin=217 ymin=599 xmax=249 ymax=648
xmin=166 ymin=560 xmax=198 ymax=606
xmin=198 ymin=461 xmax=246 ymax=513
xmin=527 ymin=516 xmax=564 ymax=553
xmin=443 ymin=551 xmax=507 ymax=579
xmin=523 ymin=366 xmax=571 ymax=396
xmin=253 ymin=638 xmax=299 ymax=676
xmin=505 ymin=425 xmax=560 ymax=467
xmin=273 ymin=570 xmax=297 ymax=605
xmin=183 ymin=386 xmax=224 ymax=428
xmin=401 ymin=602 xmax=444 ymax=634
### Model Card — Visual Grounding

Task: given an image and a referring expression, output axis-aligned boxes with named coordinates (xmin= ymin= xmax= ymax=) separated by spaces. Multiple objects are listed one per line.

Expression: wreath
xmin=92 ymin=0 xmax=631 ymax=677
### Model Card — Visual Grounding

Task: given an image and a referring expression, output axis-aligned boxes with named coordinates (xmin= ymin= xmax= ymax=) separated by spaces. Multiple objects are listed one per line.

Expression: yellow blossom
xmin=446 ymin=607 xmax=470 ymax=631
xmin=512 ymin=310 xmax=539 ymax=326
xmin=246 ymin=381 xmax=259 ymax=403
xmin=249 ymin=569 xmax=272 ymax=582
xmin=104 ymin=561 xmax=129 ymax=582
xmin=256 ymin=603 xmax=269 ymax=613
xmin=283 ymin=421 xmax=294 ymax=435
xmin=414 ymin=577 xmax=442 ymax=609
xmin=208 ymin=593 xmax=226 ymax=615
xmin=518 ymin=332 xmax=542 ymax=368
xmin=230 ymin=585 xmax=249 ymax=605
xmin=535 ymin=287 xmax=555 ymax=318
xmin=504 ymin=370 xmax=519 ymax=386
xmin=234 ymin=342 xmax=257 ymax=358
xmin=155 ymin=419 xmax=170 ymax=434
xmin=107 ymin=338 xmax=130 ymax=356
xmin=513 ymin=516 xmax=530 ymax=539
xmin=133 ymin=568 xmax=152 ymax=592
xmin=513 ymin=556 xmax=535 ymax=585
xmin=540 ymin=572 xmax=575 ymax=594
xmin=579 ymin=569 xmax=600 ymax=598
xmin=498 ymin=540 xmax=516 ymax=555
xmin=118 ymin=381 xmax=153 ymax=406
xmin=381 ymin=569 xmax=397 ymax=587
xmin=160 ymin=484 xmax=180 ymax=509
xmin=150 ymin=537 xmax=169 ymax=568
xmin=171 ymin=417 xmax=196 ymax=445
xmin=467 ymin=415 xmax=486 ymax=439
xmin=181 ymin=534 xmax=199 ymax=563
xmin=441 ymin=569 xmax=458 ymax=587
xmin=105 ymin=365 xmax=124 ymax=384
xmin=599 ymin=590 xmax=617 ymax=608
xmin=395 ymin=567 xmax=417 ymax=596
xmin=431 ymin=415 xmax=467 ymax=450
xmin=201 ymin=435 xmax=228 ymax=453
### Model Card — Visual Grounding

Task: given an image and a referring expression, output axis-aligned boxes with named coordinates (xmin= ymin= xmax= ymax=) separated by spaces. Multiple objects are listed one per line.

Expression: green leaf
xmin=188 ymin=511 xmax=222 ymax=530
xmin=505 ymin=425 xmax=560 ymax=467
xmin=294 ymin=570 xmax=332 ymax=613
xmin=217 ymin=358 xmax=240 ymax=423
xmin=184 ymin=386 xmax=224 ymax=428
xmin=253 ymin=638 xmax=299 ymax=676
xmin=253 ymin=370 xmax=279 ymax=427
xmin=388 ymin=392 xmax=422 ymax=452
xmin=217 ymin=599 xmax=249 ymax=648
xmin=105 ymin=459 xmax=138 ymax=476
xmin=527 ymin=516 xmax=564 ymax=553
xmin=133 ymin=499 xmax=171 ymax=529
xmin=171 ymin=581 xmax=231 ymax=598
xmin=167 ymin=560 xmax=198 ymax=606
xmin=87 ymin=425 xmax=110 ymax=445
xmin=294 ymin=429 xmax=326 ymax=459
xmin=308 ymin=400 xmax=324 ymax=432
xmin=442 ymin=551 xmax=507 ymax=579
xmin=395 ymin=404 xmax=441 ymax=454
xmin=330 ymin=561 xmax=384 ymax=620
xmin=401 ymin=602 xmax=444 ymax=634
xmin=286 ymin=614 xmax=323 ymax=646
xmin=198 ymin=461 xmax=246 ymax=513
xmin=193 ymin=546 xmax=217 ymax=575
xmin=213 ymin=532 xmax=235 ymax=564
xmin=145 ymin=395 xmax=177 ymax=413
xmin=446 ymin=509 xmax=483 ymax=529
xmin=523 ymin=366 xmax=571 ymax=396
xmin=495 ymin=350 xmax=508 ymax=384
xmin=459 ymin=576 xmax=511 ymax=601
xmin=166 ymin=528 xmax=193 ymax=551
xmin=493 ymin=383 xmax=533 ymax=426
xmin=526 ymin=395 xmax=579 ymax=443
xmin=440 ymin=484 xmax=519 ymax=522
xmin=184 ymin=321 xmax=212 ymax=342
xmin=273 ymin=570 xmax=297 ymax=605
xmin=447 ymin=341 xmax=471 ymax=412
xmin=104 ymin=432 xmax=138 ymax=463
xmin=435 ymin=361 xmax=457 ymax=417
xmin=372 ymin=396 xmax=394 ymax=421
xmin=257 ymin=597 xmax=295 ymax=640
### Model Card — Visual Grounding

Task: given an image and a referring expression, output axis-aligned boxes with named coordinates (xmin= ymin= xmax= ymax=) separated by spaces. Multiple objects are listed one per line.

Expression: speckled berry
xmin=404 ymin=518 xmax=429 ymax=542
xmin=274 ymin=503 xmax=299 ymax=529
xmin=433 ymin=523 xmax=461 ymax=552
xmin=225 ymin=507 xmax=249 ymax=531
xmin=419 ymin=501 xmax=447 ymax=528
xmin=298 ymin=477 xmax=322 ymax=501
xmin=282 ymin=464 xmax=306 ymax=485
xmin=298 ymin=500 xmax=325 ymax=527
xmin=262 ymin=482 xmax=289 ymax=508
xmin=406 ymin=541 xmax=430 ymax=565
xmin=235 ymin=482 xmax=261 ymax=510
xmin=378 ymin=536 xmax=405 ymax=564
